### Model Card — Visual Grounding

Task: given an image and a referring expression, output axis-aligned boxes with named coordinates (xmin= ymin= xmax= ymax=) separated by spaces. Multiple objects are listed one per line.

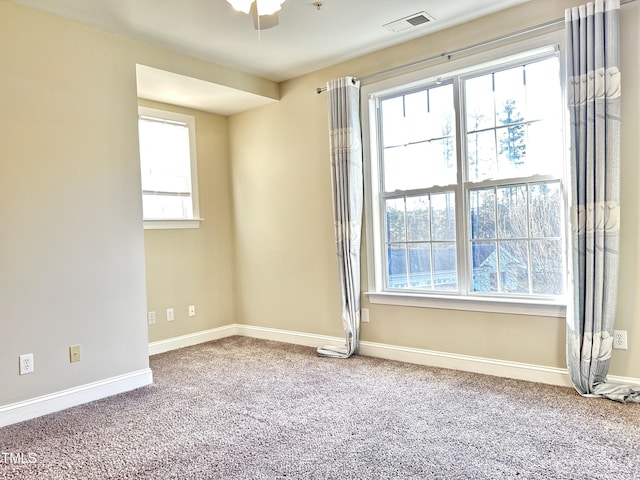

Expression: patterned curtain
xmin=318 ymin=77 xmax=363 ymax=359
xmin=565 ymin=0 xmax=640 ymax=402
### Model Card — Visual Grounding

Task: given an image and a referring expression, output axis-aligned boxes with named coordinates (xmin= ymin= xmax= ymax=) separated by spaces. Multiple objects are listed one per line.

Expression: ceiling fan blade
xmin=251 ymin=3 xmax=280 ymax=30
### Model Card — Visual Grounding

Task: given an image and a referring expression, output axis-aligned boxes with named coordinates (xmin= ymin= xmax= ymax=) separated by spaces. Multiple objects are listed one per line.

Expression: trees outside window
xmin=370 ymin=50 xmax=565 ymax=300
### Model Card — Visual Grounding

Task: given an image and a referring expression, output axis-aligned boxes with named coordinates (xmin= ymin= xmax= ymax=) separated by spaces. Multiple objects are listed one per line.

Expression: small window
xmin=137 ymin=107 xmax=200 ymax=229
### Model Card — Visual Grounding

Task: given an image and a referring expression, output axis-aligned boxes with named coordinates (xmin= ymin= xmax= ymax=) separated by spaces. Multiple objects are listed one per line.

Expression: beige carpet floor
xmin=2 ymin=336 xmax=640 ymax=479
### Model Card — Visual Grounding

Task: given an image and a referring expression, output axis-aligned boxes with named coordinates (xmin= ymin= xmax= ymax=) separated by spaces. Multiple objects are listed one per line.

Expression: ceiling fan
xmin=226 ymin=0 xmax=285 ymax=30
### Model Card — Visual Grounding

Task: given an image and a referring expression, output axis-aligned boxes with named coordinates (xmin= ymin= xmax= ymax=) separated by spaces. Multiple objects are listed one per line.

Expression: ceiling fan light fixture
xmin=227 ymin=0 xmax=285 ymax=16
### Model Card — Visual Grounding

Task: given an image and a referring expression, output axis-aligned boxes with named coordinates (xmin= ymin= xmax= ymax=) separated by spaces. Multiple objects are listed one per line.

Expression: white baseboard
xmin=235 ymin=324 xmax=346 ymax=349
xmin=0 ymin=368 xmax=152 ymax=428
xmin=235 ymin=325 xmax=573 ymax=387
xmin=357 ymin=340 xmax=574 ymax=387
xmin=148 ymin=324 xmax=239 ymax=356
xmin=8 ymin=324 xmax=637 ymax=428
xmin=608 ymin=374 xmax=640 ymax=386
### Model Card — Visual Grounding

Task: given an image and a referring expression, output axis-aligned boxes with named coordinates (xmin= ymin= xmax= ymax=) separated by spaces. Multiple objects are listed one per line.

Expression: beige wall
xmin=230 ymin=0 xmax=640 ymax=378
xmin=140 ymin=100 xmax=235 ymax=343
xmin=0 ymin=2 xmax=148 ymax=405
xmin=230 ymin=84 xmax=342 ymax=337
xmin=614 ymin=0 xmax=640 ymax=377
xmin=1 ymin=0 xmax=638 ymax=411
xmin=0 ymin=1 xmax=273 ymax=407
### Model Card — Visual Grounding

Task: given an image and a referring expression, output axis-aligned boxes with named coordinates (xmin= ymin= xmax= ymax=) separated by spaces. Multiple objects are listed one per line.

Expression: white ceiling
xmin=135 ymin=65 xmax=279 ymax=116
xmin=12 ymin=0 xmax=530 ymax=114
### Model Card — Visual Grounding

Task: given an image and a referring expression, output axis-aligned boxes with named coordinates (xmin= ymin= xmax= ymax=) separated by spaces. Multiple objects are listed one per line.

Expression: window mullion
xmin=493 ymin=186 xmax=502 ymax=293
xmin=526 ymin=184 xmax=533 ymax=294
xmin=403 ymin=197 xmax=410 ymax=288
xmin=380 ymin=192 xmax=389 ymax=291
xmin=373 ymin=98 xmax=388 ymax=292
xmin=428 ymin=195 xmax=435 ymax=290
xmin=429 ymin=210 xmax=435 ymax=290
xmin=454 ymin=76 xmax=469 ymax=296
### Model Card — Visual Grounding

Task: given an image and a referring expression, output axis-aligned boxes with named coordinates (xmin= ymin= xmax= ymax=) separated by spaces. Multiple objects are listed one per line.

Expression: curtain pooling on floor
xmin=565 ymin=0 xmax=640 ymax=402
xmin=318 ymin=77 xmax=363 ymax=359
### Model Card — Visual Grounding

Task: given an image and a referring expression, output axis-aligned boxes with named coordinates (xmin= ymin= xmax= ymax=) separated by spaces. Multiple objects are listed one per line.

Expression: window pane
xmin=407 ymin=196 xmax=430 ymax=241
xmin=431 ymin=192 xmax=456 ymax=240
xmin=499 ymin=241 xmax=529 ymax=293
xmin=471 ymin=181 xmax=565 ymax=295
xmin=382 ymin=85 xmax=455 ymax=148
xmin=381 ymin=84 xmax=456 ymax=192
xmin=383 ymin=143 xmax=428 ymax=191
xmin=403 ymin=90 xmax=430 ymax=143
xmin=530 ymin=183 xmax=562 ymax=238
xmin=383 ymin=142 xmax=456 ymax=191
xmin=470 ymin=188 xmax=496 ymax=239
xmin=409 ymin=244 xmax=432 ymax=289
xmin=466 ymin=75 xmax=495 ymax=131
xmin=139 ymin=119 xmax=191 ymax=193
xmin=138 ymin=113 xmax=194 ymax=221
xmin=471 ymin=241 xmax=497 ymax=292
xmin=387 ymin=244 xmax=408 ymax=289
xmin=381 ymin=96 xmax=405 ymax=147
xmin=426 ymin=84 xmax=456 ymax=141
xmin=432 ymin=243 xmax=457 ymax=290
xmin=525 ymin=58 xmax=561 ymax=123
xmin=467 ymin=130 xmax=497 ymax=182
xmin=527 ymin=122 xmax=563 ymax=177
xmin=496 ymin=122 xmax=528 ymax=177
xmin=432 ymin=138 xmax=457 ymax=180
xmin=385 ymin=198 xmax=406 ymax=242
xmin=494 ymin=67 xmax=526 ymax=126
xmin=531 ymin=240 xmax=564 ymax=294
xmin=465 ymin=56 xmax=562 ymax=183
xmin=497 ymin=185 xmax=528 ymax=239
xmin=142 ymin=194 xmax=193 ymax=220
xmin=382 ymin=91 xmax=429 ymax=147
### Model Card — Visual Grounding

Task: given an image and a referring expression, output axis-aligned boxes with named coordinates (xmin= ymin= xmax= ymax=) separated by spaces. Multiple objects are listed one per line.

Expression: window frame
xmin=138 ymin=106 xmax=201 ymax=230
xmin=362 ymin=32 xmax=568 ymax=317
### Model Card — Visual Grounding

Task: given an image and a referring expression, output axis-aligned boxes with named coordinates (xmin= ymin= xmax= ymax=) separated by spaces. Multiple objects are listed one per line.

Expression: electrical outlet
xmin=166 ymin=308 xmax=174 ymax=322
xmin=361 ymin=308 xmax=370 ymax=323
xmin=613 ymin=330 xmax=628 ymax=350
xmin=69 ymin=345 xmax=81 ymax=363
xmin=148 ymin=311 xmax=156 ymax=325
xmin=19 ymin=353 xmax=34 ymax=375
xmin=188 ymin=305 xmax=196 ymax=317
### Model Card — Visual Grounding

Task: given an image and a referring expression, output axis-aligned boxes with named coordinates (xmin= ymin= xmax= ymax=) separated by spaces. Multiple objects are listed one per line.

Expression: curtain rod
xmin=315 ymin=0 xmax=635 ymax=94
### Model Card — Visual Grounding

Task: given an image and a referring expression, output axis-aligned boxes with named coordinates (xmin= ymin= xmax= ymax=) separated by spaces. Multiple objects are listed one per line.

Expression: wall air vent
xmin=383 ymin=12 xmax=435 ymax=33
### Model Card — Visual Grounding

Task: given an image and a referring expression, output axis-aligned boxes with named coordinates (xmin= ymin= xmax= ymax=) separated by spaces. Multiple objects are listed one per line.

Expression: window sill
xmin=365 ymin=291 xmax=566 ymax=318
xmin=143 ymin=218 xmax=203 ymax=230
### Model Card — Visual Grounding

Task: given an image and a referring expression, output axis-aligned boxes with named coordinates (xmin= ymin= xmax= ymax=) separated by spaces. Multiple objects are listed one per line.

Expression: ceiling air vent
xmin=383 ymin=12 xmax=435 ymax=33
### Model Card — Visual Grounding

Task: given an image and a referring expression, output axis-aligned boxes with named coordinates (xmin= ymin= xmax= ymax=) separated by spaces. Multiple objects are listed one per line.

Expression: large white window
xmin=364 ymin=40 xmax=567 ymax=316
xmin=138 ymin=107 xmax=200 ymax=229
